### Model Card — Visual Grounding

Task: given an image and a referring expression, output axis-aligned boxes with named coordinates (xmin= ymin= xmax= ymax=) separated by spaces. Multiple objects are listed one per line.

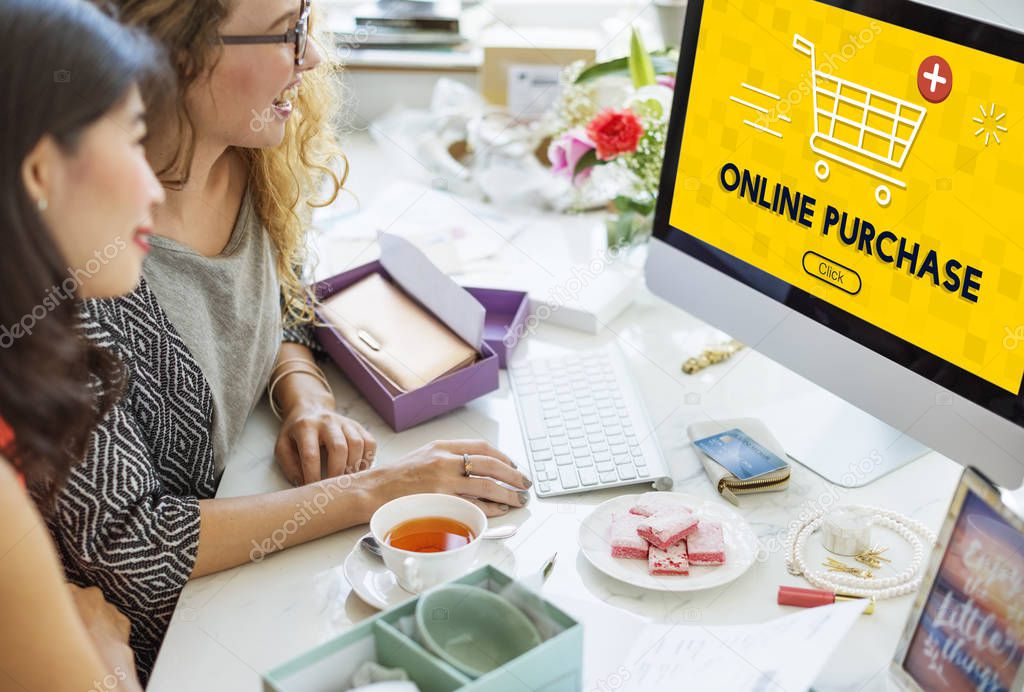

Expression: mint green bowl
xmin=415 ymin=584 xmax=542 ymax=679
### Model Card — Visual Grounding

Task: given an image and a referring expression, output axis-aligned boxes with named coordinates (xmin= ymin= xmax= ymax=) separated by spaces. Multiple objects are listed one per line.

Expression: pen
xmin=777 ymin=585 xmax=875 ymax=614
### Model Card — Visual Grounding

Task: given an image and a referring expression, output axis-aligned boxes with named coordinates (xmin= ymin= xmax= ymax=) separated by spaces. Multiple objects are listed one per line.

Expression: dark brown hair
xmin=0 ymin=0 xmax=167 ymax=489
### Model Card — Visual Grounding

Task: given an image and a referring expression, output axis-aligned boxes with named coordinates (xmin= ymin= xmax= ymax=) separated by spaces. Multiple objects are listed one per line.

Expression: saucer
xmin=343 ymin=533 xmax=519 ymax=610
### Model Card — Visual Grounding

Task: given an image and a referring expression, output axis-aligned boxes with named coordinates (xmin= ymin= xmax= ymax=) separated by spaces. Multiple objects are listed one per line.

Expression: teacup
xmin=369 ymin=494 xmax=487 ymax=593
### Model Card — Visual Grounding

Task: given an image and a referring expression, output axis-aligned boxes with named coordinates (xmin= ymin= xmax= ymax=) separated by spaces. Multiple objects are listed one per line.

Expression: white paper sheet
xmin=561 ymin=597 xmax=867 ymax=692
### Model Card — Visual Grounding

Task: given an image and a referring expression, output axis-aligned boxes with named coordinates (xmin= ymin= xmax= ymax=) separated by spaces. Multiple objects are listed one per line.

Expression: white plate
xmin=343 ymin=534 xmax=519 ymax=610
xmin=578 ymin=493 xmax=758 ymax=592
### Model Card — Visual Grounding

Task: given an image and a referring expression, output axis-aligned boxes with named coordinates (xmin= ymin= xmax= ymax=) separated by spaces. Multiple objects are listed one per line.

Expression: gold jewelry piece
xmin=267 ymin=366 xmax=331 ymax=420
xmin=271 ymin=357 xmax=321 ymax=376
xmin=682 ymin=339 xmax=744 ymax=374
xmin=463 ymin=453 xmax=472 ymax=477
xmin=823 ymin=557 xmax=874 ymax=579
xmin=854 ymin=546 xmax=892 ymax=569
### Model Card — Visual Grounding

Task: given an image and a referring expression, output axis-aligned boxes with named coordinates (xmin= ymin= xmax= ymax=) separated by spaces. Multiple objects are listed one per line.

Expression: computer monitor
xmin=646 ymin=0 xmax=1024 ymax=489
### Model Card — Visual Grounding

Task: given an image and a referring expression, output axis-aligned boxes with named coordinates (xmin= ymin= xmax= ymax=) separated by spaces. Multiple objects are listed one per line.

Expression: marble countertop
xmin=147 ymin=284 xmax=966 ymax=692
xmin=146 ymin=134 xmax=975 ymax=691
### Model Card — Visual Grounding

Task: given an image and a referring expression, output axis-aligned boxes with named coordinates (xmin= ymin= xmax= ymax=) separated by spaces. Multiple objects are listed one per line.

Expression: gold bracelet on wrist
xmin=267 ymin=366 xmax=332 ymax=420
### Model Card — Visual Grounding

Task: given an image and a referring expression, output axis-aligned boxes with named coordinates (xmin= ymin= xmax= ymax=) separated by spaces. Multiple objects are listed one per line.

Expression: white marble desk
xmin=147 ymin=134 xmax=971 ymax=691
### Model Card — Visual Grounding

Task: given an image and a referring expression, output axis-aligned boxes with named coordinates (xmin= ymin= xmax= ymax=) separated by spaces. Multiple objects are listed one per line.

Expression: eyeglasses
xmin=220 ymin=0 xmax=311 ymax=66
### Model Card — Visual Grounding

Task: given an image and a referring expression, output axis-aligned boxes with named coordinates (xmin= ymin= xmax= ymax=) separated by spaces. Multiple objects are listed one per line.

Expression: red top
xmin=0 ymin=416 xmax=22 ymax=488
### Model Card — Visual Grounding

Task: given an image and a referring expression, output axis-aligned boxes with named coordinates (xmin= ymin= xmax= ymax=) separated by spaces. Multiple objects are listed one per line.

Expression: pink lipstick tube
xmin=777 ymin=585 xmax=875 ymax=614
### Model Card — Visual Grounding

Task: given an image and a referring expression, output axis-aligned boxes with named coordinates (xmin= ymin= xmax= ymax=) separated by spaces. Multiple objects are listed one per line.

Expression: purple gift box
xmin=313 ymin=236 xmax=530 ymax=431
xmin=464 ymin=286 xmax=530 ymax=369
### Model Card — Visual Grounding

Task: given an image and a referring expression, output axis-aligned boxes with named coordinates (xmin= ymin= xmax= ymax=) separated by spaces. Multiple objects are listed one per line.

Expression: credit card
xmin=692 ymin=428 xmax=789 ymax=480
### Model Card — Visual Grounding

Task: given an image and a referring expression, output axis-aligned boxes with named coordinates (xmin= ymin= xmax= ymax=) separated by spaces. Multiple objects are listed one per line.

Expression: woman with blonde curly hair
xmin=41 ymin=0 xmax=530 ymax=681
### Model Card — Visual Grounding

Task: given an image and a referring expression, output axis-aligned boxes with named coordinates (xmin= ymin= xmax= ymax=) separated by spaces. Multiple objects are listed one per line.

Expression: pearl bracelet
xmin=784 ymin=504 xmax=937 ymax=599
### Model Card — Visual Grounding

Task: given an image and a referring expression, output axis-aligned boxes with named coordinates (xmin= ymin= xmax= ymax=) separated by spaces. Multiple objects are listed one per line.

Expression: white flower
xmin=626 ymin=85 xmax=675 ymax=122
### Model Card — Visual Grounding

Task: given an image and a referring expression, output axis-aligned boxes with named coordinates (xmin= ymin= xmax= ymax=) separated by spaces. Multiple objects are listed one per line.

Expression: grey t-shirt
xmin=144 ymin=187 xmax=281 ymax=473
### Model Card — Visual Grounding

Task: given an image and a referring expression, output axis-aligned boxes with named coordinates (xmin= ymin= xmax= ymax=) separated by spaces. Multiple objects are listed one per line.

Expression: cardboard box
xmin=480 ymin=26 xmax=597 ymax=116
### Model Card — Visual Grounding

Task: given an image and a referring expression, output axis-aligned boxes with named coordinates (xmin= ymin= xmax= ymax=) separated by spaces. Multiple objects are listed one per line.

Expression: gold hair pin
xmin=824 ymin=557 xmax=874 ymax=579
xmin=854 ymin=546 xmax=891 ymax=570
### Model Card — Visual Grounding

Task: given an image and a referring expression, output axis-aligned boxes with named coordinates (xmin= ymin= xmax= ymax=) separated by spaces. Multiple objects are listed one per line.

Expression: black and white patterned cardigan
xmin=40 ymin=276 xmax=317 ymax=683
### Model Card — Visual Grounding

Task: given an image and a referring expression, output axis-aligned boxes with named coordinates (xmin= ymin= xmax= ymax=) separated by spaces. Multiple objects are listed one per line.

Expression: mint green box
xmin=263 ymin=565 xmax=582 ymax=692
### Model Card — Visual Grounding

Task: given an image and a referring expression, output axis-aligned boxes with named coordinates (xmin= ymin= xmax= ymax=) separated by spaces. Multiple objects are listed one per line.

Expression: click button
xmin=802 ymin=252 xmax=861 ymax=295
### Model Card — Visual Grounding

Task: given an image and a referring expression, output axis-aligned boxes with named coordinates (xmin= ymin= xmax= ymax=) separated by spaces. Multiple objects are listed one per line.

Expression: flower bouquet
xmin=546 ymin=29 xmax=678 ymax=250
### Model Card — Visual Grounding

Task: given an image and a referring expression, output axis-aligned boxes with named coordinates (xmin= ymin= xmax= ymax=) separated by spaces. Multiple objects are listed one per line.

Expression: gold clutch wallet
xmin=686 ymin=417 xmax=791 ymax=505
xmin=319 ymin=273 xmax=478 ymax=393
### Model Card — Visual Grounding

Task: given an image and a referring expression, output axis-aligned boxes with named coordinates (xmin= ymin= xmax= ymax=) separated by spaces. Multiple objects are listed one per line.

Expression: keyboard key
xmin=533 ymin=450 xmax=552 ymax=461
xmin=575 ymin=456 xmax=594 ymax=467
xmin=553 ymin=444 xmax=570 ymax=455
xmin=599 ymin=470 xmax=618 ymax=483
xmin=579 ymin=468 xmax=598 ymax=486
xmin=559 ymin=467 xmax=579 ymax=488
xmin=596 ymin=461 xmax=614 ymax=473
xmin=539 ymin=481 xmax=551 ymax=493
xmin=594 ymin=452 xmax=611 ymax=462
xmin=530 ymin=439 xmax=550 ymax=452
xmin=615 ymin=455 xmax=633 ymax=466
xmin=519 ymin=397 xmax=547 ymax=439
xmin=555 ymin=455 xmax=574 ymax=466
xmin=637 ymin=467 xmax=650 ymax=478
xmin=617 ymin=465 xmax=637 ymax=480
xmin=610 ymin=443 xmax=628 ymax=455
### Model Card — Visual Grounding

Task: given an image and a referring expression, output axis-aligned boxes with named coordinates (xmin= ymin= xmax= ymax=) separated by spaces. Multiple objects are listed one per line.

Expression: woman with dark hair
xmin=0 ymin=0 xmax=165 ymax=688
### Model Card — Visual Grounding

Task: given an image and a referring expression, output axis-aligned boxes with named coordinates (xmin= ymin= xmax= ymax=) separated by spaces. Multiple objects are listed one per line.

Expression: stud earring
xmin=37 ymin=197 xmax=48 ymax=212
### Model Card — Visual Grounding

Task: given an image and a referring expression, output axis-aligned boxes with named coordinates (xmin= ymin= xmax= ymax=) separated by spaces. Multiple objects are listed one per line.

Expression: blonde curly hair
xmin=108 ymin=0 xmax=346 ymax=326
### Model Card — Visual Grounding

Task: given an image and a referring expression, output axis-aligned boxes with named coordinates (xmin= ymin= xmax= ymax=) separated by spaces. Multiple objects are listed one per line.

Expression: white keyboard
xmin=509 ymin=346 xmax=673 ymax=497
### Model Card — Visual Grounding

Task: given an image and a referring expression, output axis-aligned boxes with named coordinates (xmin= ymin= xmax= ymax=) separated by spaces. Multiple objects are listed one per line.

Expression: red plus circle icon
xmin=917 ymin=56 xmax=953 ymax=103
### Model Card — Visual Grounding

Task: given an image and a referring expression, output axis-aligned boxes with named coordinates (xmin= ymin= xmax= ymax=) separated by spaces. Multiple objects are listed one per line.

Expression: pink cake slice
xmin=628 ymin=492 xmax=681 ymax=517
xmin=648 ymin=542 xmax=690 ymax=575
xmin=637 ymin=508 xmax=700 ymax=550
xmin=609 ymin=512 xmax=650 ymax=559
xmin=686 ymin=521 xmax=726 ymax=565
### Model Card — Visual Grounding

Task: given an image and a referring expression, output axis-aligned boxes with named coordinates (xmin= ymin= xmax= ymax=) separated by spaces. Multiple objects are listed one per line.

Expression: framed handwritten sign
xmin=893 ymin=467 xmax=1024 ymax=691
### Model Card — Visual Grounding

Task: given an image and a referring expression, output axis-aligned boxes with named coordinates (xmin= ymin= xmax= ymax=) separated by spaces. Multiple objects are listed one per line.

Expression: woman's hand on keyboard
xmin=364 ymin=440 xmax=531 ymax=517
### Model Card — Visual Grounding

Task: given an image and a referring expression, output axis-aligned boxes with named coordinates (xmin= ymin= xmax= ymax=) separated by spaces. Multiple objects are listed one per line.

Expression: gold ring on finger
xmin=463 ymin=453 xmax=472 ymax=477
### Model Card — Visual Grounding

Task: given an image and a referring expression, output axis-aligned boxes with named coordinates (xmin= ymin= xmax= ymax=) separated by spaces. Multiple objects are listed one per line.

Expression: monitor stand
xmin=757 ymin=388 xmax=930 ymax=488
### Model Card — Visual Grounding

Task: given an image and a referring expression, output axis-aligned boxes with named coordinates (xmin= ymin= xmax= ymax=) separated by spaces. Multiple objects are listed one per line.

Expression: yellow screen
xmin=671 ymin=0 xmax=1024 ymax=394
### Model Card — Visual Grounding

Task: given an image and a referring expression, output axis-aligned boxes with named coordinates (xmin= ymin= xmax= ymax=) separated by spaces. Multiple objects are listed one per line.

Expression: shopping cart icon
xmin=793 ymin=34 xmax=927 ymax=207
